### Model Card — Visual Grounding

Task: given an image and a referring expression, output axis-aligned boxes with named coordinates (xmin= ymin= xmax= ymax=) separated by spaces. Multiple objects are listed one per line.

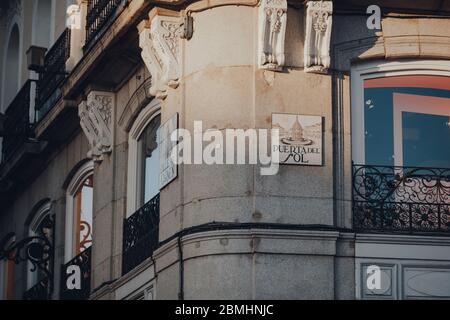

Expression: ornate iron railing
xmin=23 ymin=277 xmax=51 ymax=300
xmin=85 ymin=0 xmax=123 ymax=50
xmin=353 ymin=164 xmax=450 ymax=234
xmin=60 ymin=247 xmax=92 ymax=300
xmin=36 ymin=28 xmax=71 ymax=120
xmin=1 ymin=80 xmax=35 ymax=162
xmin=122 ymin=194 xmax=160 ymax=275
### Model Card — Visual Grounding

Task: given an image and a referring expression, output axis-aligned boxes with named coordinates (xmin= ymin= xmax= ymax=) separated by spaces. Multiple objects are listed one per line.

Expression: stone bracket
xmin=138 ymin=8 xmax=183 ymax=100
xmin=79 ymin=91 xmax=115 ymax=162
xmin=304 ymin=1 xmax=333 ymax=73
xmin=258 ymin=0 xmax=288 ymax=71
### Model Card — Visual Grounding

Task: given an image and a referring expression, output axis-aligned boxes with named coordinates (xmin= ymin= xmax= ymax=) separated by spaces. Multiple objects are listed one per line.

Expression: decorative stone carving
xmin=258 ymin=0 xmax=288 ymax=71
xmin=304 ymin=1 xmax=333 ymax=73
xmin=138 ymin=9 xmax=183 ymax=100
xmin=79 ymin=91 xmax=114 ymax=162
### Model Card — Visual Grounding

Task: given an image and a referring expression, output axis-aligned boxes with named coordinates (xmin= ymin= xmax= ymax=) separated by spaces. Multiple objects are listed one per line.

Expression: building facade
xmin=0 ymin=0 xmax=449 ymax=300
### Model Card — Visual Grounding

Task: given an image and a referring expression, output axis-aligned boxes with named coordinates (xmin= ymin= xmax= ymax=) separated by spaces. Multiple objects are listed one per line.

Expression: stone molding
xmin=304 ymin=1 xmax=333 ymax=73
xmin=118 ymin=77 xmax=153 ymax=132
xmin=154 ymin=228 xmax=344 ymax=273
xmin=1 ymin=0 xmax=22 ymax=28
xmin=258 ymin=0 xmax=288 ymax=71
xmin=138 ymin=8 xmax=183 ymax=100
xmin=356 ymin=233 xmax=450 ymax=247
xmin=78 ymin=91 xmax=115 ymax=162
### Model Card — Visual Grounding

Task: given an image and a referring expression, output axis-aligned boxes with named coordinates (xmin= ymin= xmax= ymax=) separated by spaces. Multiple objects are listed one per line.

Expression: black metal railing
xmin=353 ymin=164 xmax=450 ymax=234
xmin=36 ymin=28 xmax=71 ymax=120
xmin=85 ymin=0 xmax=123 ymax=50
xmin=23 ymin=277 xmax=51 ymax=300
xmin=60 ymin=247 xmax=92 ymax=300
xmin=1 ymin=80 xmax=34 ymax=162
xmin=122 ymin=194 xmax=160 ymax=275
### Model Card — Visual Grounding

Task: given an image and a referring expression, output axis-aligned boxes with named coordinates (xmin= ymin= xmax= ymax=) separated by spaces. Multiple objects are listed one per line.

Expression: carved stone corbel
xmin=79 ymin=91 xmax=114 ymax=162
xmin=304 ymin=1 xmax=333 ymax=73
xmin=138 ymin=8 xmax=183 ymax=100
xmin=258 ymin=0 xmax=288 ymax=71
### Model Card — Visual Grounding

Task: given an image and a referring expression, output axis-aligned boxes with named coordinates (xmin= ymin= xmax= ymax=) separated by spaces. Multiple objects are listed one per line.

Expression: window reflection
xmin=139 ymin=115 xmax=161 ymax=204
xmin=363 ymin=75 xmax=450 ymax=167
xmin=74 ymin=176 xmax=93 ymax=254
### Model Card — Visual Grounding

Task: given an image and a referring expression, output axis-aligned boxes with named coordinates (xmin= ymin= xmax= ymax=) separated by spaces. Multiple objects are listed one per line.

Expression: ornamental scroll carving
xmin=138 ymin=10 xmax=183 ymax=100
xmin=79 ymin=91 xmax=114 ymax=162
xmin=304 ymin=1 xmax=333 ymax=73
xmin=258 ymin=0 xmax=288 ymax=71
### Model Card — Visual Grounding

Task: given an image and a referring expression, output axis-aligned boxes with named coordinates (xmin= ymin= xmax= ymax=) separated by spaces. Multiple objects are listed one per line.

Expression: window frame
xmin=65 ymin=160 xmax=94 ymax=263
xmin=126 ymin=99 xmax=161 ymax=217
xmin=350 ymin=60 xmax=450 ymax=165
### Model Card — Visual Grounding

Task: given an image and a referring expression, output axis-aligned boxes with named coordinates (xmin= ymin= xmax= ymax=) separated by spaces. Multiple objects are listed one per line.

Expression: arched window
xmin=26 ymin=202 xmax=54 ymax=291
xmin=127 ymin=99 xmax=161 ymax=216
xmin=122 ymin=99 xmax=161 ymax=275
xmin=2 ymin=24 xmax=20 ymax=110
xmin=65 ymin=161 xmax=94 ymax=262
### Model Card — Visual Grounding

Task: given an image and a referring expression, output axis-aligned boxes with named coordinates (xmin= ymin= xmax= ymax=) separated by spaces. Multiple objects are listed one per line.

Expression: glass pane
xmin=29 ymin=214 xmax=53 ymax=287
xmin=403 ymin=112 xmax=450 ymax=168
xmin=75 ymin=176 xmax=93 ymax=254
xmin=139 ymin=115 xmax=161 ymax=204
xmin=363 ymin=75 xmax=450 ymax=167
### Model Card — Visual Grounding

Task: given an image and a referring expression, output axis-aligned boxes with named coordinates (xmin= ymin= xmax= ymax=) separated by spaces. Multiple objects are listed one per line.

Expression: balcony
xmin=1 ymin=80 xmax=35 ymax=163
xmin=60 ymin=247 xmax=92 ymax=300
xmin=23 ymin=277 xmax=51 ymax=300
xmin=122 ymin=194 xmax=160 ymax=275
xmin=36 ymin=28 xmax=71 ymax=121
xmin=353 ymin=164 xmax=450 ymax=234
xmin=85 ymin=0 xmax=125 ymax=51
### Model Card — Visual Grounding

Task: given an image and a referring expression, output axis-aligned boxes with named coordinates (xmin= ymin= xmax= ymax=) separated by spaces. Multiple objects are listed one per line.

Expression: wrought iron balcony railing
xmin=353 ymin=164 xmax=450 ymax=234
xmin=36 ymin=28 xmax=71 ymax=121
xmin=1 ymin=80 xmax=35 ymax=162
xmin=60 ymin=247 xmax=92 ymax=300
xmin=122 ymin=194 xmax=160 ymax=275
xmin=23 ymin=277 xmax=51 ymax=300
xmin=85 ymin=0 xmax=124 ymax=50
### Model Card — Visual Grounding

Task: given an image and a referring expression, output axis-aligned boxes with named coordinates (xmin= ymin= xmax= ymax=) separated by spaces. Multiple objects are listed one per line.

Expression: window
xmin=351 ymin=61 xmax=450 ymax=233
xmin=127 ymin=99 xmax=161 ymax=216
xmin=0 ymin=259 xmax=15 ymax=300
xmin=1 ymin=24 xmax=20 ymax=110
xmin=0 ymin=236 xmax=15 ymax=300
xmin=27 ymin=202 xmax=54 ymax=290
xmin=139 ymin=114 xmax=161 ymax=205
xmin=122 ymin=100 xmax=161 ymax=275
xmin=73 ymin=175 xmax=93 ymax=254
xmin=351 ymin=61 xmax=450 ymax=167
xmin=65 ymin=161 xmax=94 ymax=262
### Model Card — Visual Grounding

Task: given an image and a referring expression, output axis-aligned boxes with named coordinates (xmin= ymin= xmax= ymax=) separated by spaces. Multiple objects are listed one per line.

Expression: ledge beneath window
xmin=35 ymin=99 xmax=78 ymax=141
